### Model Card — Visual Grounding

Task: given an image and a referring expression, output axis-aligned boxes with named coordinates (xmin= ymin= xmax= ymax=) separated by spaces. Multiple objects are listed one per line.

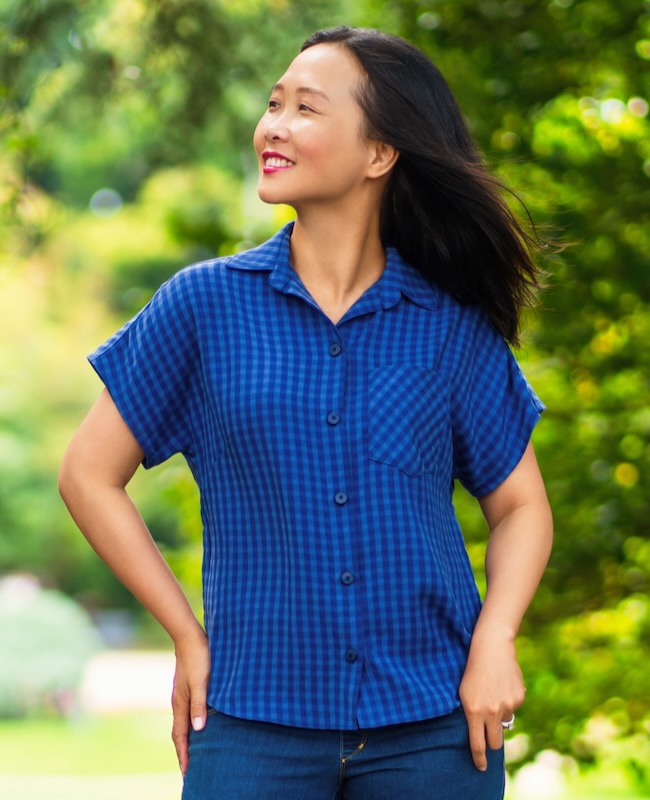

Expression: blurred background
xmin=0 ymin=0 xmax=648 ymax=798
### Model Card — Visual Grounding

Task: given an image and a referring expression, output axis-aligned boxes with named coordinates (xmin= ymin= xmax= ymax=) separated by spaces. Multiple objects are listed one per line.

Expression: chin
xmin=257 ymin=184 xmax=293 ymax=206
xmin=257 ymin=190 xmax=285 ymax=206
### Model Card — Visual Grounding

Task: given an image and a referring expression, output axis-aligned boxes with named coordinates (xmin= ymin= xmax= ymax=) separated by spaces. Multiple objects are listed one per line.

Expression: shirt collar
xmin=380 ymin=246 xmax=439 ymax=311
xmin=226 ymin=222 xmax=439 ymax=312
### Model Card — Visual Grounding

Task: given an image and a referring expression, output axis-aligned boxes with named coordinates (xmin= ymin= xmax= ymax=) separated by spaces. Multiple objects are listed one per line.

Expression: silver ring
xmin=501 ymin=714 xmax=515 ymax=731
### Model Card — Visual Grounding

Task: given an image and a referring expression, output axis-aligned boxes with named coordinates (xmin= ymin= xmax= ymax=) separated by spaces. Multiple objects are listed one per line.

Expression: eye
xmin=268 ymin=99 xmax=280 ymax=110
xmin=299 ymin=103 xmax=314 ymax=113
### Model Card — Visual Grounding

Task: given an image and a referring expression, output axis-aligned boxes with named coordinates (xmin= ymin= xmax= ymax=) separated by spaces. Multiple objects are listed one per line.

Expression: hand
xmin=171 ymin=628 xmax=211 ymax=776
xmin=459 ymin=627 xmax=525 ymax=772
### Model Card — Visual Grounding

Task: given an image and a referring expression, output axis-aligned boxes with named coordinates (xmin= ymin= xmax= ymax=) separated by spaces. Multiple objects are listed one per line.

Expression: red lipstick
xmin=262 ymin=150 xmax=295 ymax=174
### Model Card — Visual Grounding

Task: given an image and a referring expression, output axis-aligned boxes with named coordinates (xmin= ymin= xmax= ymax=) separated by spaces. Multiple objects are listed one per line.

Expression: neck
xmin=289 ymin=206 xmax=386 ymax=306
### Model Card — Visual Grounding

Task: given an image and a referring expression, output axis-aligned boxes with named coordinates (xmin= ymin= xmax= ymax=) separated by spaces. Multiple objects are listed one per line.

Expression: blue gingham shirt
xmin=90 ymin=222 xmax=544 ymax=730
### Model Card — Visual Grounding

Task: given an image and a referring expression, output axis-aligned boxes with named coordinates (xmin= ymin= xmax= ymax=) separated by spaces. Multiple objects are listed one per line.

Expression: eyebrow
xmin=272 ymin=83 xmax=331 ymax=102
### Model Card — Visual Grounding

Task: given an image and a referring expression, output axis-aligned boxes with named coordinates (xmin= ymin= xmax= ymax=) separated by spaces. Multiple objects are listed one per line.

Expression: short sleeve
xmin=88 ymin=271 xmax=200 ymax=468
xmin=451 ymin=311 xmax=545 ymax=497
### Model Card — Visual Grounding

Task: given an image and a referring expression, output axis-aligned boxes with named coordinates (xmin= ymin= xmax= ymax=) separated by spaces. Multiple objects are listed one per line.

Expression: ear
xmin=367 ymin=141 xmax=399 ymax=179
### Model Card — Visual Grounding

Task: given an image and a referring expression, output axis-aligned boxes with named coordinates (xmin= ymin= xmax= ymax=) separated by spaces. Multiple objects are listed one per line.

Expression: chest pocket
xmin=368 ymin=365 xmax=450 ymax=477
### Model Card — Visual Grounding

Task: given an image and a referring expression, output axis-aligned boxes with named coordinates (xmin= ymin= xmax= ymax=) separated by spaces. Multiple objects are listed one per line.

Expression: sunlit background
xmin=1 ymin=1 xmax=649 ymax=798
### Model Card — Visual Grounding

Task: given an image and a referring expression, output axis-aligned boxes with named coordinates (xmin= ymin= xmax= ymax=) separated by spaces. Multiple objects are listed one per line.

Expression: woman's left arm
xmin=459 ymin=441 xmax=553 ymax=771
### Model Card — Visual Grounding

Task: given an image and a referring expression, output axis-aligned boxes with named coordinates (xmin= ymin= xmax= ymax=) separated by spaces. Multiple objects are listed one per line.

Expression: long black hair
xmin=301 ymin=27 xmax=543 ymax=346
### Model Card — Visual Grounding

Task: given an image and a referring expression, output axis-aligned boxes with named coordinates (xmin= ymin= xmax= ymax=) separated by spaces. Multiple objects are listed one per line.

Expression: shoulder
xmin=435 ymin=291 xmax=504 ymax=351
xmin=162 ymin=226 xmax=290 ymax=302
xmin=428 ymin=291 xmax=521 ymax=392
xmin=164 ymin=255 xmax=235 ymax=298
xmin=395 ymin=253 xmax=493 ymax=337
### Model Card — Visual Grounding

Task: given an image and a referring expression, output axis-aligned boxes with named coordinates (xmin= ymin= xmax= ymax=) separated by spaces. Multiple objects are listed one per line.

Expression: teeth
xmin=265 ymin=157 xmax=293 ymax=167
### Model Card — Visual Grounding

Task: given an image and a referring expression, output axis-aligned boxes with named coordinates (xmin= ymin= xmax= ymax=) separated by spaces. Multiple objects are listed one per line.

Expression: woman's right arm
xmin=58 ymin=388 xmax=209 ymax=775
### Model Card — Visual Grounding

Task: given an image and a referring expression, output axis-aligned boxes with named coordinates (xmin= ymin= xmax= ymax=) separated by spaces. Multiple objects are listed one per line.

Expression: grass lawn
xmin=0 ymin=712 xmax=181 ymax=800
xmin=0 ymin=712 xmax=177 ymax=775
xmin=0 ymin=773 xmax=181 ymax=800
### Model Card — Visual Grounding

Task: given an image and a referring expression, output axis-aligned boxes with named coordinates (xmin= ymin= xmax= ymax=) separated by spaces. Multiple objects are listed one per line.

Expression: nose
xmin=264 ymin=108 xmax=290 ymax=143
xmin=265 ymin=121 xmax=289 ymax=142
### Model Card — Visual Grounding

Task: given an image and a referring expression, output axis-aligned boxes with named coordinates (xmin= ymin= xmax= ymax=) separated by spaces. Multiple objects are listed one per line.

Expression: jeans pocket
xmin=368 ymin=365 xmax=451 ymax=477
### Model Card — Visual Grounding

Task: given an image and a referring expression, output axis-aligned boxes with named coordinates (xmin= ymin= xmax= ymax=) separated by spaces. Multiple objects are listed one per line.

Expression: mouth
xmin=262 ymin=151 xmax=295 ymax=173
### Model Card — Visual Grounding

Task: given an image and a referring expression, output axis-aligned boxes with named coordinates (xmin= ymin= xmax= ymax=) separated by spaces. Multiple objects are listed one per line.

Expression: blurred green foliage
xmin=1 ymin=0 xmax=649 ymax=781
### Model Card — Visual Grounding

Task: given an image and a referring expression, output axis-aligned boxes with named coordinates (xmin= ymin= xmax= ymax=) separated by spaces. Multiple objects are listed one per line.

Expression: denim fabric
xmin=181 ymin=707 xmax=505 ymax=800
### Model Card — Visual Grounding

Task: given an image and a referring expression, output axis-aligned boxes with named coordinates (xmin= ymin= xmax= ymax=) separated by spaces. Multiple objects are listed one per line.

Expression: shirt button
xmin=345 ymin=648 xmax=358 ymax=663
xmin=329 ymin=343 xmax=342 ymax=357
xmin=334 ymin=492 xmax=348 ymax=506
xmin=340 ymin=571 xmax=355 ymax=585
xmin=327 ymin=411 xmax=341 ymax=426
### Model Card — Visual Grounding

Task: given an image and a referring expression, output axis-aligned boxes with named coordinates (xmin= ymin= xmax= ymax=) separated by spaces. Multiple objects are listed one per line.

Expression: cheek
xmin=293 ymin=125 xmax=337 ymax=163
xmin=304 ymin=122 xmax=367 ymax=167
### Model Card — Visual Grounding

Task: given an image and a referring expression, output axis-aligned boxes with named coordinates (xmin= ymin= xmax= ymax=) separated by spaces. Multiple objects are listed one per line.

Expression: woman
xmin=60 ymin=26 xmax=553 ymax=799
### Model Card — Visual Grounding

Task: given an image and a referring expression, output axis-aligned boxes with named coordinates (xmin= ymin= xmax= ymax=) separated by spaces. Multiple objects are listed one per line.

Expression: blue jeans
xmin=181 ymin=707 xmax=505 ymax=799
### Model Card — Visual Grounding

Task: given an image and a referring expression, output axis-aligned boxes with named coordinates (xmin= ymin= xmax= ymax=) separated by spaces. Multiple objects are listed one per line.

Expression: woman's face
xmin=253 ymin=44 xmax=376 ymax=211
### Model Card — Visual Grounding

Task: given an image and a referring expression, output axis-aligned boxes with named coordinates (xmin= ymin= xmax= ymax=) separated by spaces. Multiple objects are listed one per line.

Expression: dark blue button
xmin=340 ymin=571 xmax=355 ymax=585
xmin=334 ymin=492 xmax=348 ymax=506
xmin=327 ymin=411 xmax=341 ymax=426
xmin=345 ymin=648 xmax=358 ymax=663
xmin=329 ymin=343 xmax=342 ymax=357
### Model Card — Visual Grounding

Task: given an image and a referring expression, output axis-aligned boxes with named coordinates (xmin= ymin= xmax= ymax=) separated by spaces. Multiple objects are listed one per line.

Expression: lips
xmin=262 ymin=150 xmax=295 ymax=173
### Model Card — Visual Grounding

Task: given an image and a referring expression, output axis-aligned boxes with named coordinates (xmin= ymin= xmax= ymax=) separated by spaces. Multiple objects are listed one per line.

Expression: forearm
xmin=474 ymin=441 xmax=553 ymax=640
xmin=459 ymin=444 xmax=551 ymax=768
xmin=61 ymin=389 xmax=210 ymax=770
xmin=60 ymin=477 xmax=203 ymax=646
xmin=475 ymin=500 xmax=553 ymax=641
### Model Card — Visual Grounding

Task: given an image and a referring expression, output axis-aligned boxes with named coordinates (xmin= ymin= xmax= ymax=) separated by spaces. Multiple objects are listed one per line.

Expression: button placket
xmin=325 ymin=329 xmax=360 ymax=673
xmin=328 ymin=337 xmax=348 ymax=508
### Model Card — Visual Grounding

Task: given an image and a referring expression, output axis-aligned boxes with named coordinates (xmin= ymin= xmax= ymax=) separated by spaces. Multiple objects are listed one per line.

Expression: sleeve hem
xmin=460 ymin=401 xmax=544 ymax=498
xmin=88 ymin=353 xmax=164 ymax=470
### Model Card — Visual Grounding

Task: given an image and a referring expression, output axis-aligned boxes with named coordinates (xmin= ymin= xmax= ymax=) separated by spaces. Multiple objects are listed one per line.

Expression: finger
xmin=171 ymin=712 xmax=190 ymax=775
xmin=465 ymin=713 xmax=488 ymax=772
xmin=190 ymin=687 xmax=208 ymax=733
xmin=486 ymin=717 xmax=505 ymax=751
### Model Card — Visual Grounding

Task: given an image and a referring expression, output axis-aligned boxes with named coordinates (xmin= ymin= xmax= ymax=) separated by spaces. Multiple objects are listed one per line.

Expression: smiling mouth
xmin=261 ymin=151 xmax=295 ymax=173
xmin=264 ymin=156 xmax=294 ymax=169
